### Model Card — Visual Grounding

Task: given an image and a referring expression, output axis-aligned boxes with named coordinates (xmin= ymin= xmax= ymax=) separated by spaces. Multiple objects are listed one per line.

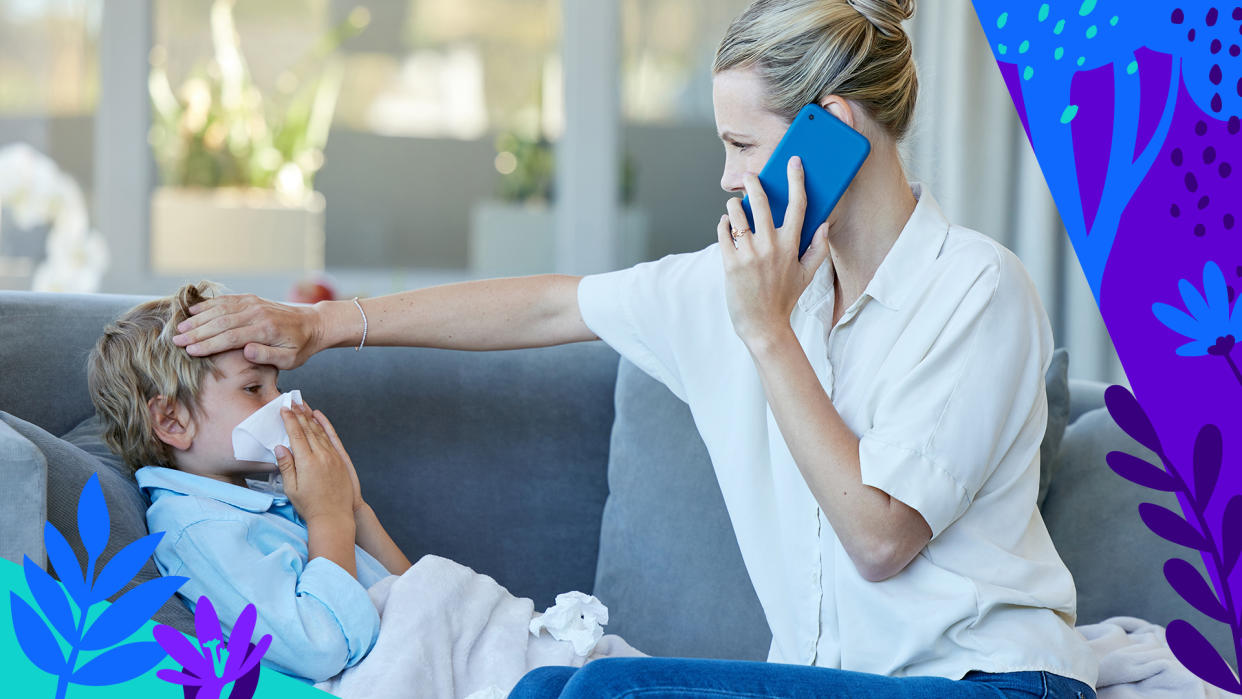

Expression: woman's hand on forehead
xmin=172 ymin=293 xmax=323 ymax=370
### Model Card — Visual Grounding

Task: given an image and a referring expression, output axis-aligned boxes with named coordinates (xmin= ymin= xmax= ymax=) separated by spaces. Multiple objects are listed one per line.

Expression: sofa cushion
xmin=1042 ymin=406 xmax=1233 ymax=660
xmin=1038 ymin=347 xmax=1070 ymax=509
xmin=0 ymin=412 xmax=195 ymax=634
xmin=0 ymin=420 xmax=47 ymax=569
xmin=592 ymin=359 xmax=771 ymax=661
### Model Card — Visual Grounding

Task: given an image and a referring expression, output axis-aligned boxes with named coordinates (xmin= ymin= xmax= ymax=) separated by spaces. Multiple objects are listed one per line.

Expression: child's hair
xmin=88 ymin=281 xmax=224 ymax=471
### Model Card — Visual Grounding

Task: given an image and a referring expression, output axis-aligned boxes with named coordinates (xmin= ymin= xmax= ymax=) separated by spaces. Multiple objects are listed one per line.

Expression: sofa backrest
xmin=0 ymin=290 xmax=620 ymax=611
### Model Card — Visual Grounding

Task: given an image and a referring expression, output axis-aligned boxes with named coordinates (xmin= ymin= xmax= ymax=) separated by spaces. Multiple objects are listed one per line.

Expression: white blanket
xmin=1077 ymin=616 xmax=1241 ymax=698
xmin=314 ymin=564 xmax=1238 ymax=699
xmin=314 ymin=555 xmax=647 ymax=699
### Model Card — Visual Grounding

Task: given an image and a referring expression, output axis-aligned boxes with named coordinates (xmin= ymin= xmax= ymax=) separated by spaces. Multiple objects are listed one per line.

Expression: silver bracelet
xmin=352 ymin=297 xmax=368 ymax=351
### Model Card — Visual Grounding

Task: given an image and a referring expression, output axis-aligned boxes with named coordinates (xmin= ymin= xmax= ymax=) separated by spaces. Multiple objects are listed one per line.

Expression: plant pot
xmin=469 ymin=199 xmax=648 ymax=277
xmin=150 ymin=187 xmax=325 ymax=274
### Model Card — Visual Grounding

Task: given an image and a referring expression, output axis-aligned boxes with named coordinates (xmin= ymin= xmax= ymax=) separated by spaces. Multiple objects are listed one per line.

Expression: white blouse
xmin=576 ymin=183 xmax=1098 ymax=687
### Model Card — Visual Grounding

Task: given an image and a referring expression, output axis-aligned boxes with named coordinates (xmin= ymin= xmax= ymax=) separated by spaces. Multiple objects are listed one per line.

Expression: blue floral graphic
xmin=1152 ymin=260 xmax=1242 ymax=384
xmin=9 ymin=473 xmax=188 ymax=699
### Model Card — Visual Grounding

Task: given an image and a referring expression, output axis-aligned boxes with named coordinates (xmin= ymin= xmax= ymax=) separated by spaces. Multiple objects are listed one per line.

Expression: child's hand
xmin=305 ymin=405 xmax=366 ymax=513
xmin=274 ymin=403 xmax=356 ymax=525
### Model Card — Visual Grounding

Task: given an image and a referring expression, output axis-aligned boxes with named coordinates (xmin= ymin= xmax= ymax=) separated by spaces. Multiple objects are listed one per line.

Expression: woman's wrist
xmin=312 ymin=299 xmax=358 ymax=351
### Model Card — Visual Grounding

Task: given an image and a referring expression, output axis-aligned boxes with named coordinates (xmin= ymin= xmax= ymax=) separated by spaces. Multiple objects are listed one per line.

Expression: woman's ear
xmin=819 ymin=95 xmax=856 ymax=130
xmin=148 ymin=395 xmax=195 ymax=451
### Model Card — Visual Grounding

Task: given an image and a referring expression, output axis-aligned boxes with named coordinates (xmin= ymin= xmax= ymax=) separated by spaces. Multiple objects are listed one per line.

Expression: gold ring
xmin=731 ymin=227 xmax=751 ymax=240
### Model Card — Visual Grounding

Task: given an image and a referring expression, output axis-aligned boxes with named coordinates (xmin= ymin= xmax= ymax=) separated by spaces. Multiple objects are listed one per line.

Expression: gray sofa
xmin=0 ymin=290 xmax=1231 ymax=666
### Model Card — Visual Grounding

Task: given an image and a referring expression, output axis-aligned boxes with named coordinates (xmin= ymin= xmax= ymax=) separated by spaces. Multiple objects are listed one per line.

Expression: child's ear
xmin=148 ymin=395 xmax=195 ymax=451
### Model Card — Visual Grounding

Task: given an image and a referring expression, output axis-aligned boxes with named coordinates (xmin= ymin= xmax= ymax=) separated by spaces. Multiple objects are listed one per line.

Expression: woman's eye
xmin=244 ymin=385 xmax=260 ymax=394
xmin=732 ymin=142 xmax=749 ymax=152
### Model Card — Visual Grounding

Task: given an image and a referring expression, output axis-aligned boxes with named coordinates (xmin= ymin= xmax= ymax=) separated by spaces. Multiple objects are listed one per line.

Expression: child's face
xmin=170 ymin=349 xmax=285 ymax=481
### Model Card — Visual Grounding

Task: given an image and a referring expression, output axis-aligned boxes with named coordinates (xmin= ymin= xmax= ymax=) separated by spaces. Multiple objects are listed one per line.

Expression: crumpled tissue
xmin=528 ymin=591 xmax=609 ymax=657
xmin=232 ymin=390 xmax=304 ymax=464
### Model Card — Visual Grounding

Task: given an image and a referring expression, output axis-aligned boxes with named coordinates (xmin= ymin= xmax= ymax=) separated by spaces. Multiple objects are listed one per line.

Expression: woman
xmin=172 ymin=0 xmax=1097 ymax=696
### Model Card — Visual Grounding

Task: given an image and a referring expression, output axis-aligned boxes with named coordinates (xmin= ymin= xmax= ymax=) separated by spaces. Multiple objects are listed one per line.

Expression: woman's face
xmin=712 ymin=67 xmax=797 ymax=195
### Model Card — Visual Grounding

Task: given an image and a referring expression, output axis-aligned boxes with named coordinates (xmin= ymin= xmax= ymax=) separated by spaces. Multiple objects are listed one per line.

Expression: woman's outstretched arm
xmin=173 ymin=274 xmax=598 ymax=368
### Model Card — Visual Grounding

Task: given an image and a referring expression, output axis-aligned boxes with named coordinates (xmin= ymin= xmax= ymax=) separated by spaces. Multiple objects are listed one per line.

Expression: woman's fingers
xmin=725 ymin=197 xmax=756 ymax=255
xmin=740 ymin=173 xmax=775 ymax=235
xmin=783 ymin=156 xmax=807 ymax=247
xmin=717 ymin=215 xmax=737 ymax=255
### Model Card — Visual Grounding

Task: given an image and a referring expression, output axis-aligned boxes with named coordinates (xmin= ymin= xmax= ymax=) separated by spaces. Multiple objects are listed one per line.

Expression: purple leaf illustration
xmin=1138 ymin=503 xmax=1209 ymax=551
xmin=1224 ymin=496 xmax=1242 ymax=577
xmin=194 ymin=596 xmax=223 ymax=646
xmin=1164 ymin=559 xmax=1231 ymax=624
xmin=155 ymin=596 xmax=271 ymax=699
xmin=154 ymin=623 xmax=205 ymax=669
xmin=1167 ymin=620 xmax=1242 ymax=694
xmin=1106 ymin=451 xmax=1178 ymax=491
xmin=1104 ymin=385 xmax=1164 ymax=456
xmin=1192 ymin=424 xmax=1222 ymax=507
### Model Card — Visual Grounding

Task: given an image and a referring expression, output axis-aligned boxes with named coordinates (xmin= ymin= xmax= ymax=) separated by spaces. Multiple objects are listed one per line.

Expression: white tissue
xmin=463 ymin=687 xmax=506 ymax=699
xmin=528 ymin=591 xmax=609 ymax=657
xmin=231 ymin=390 xmax=304 ymax=464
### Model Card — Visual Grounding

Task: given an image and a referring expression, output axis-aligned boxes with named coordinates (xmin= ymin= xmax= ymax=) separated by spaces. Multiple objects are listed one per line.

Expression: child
xmin=87 ymin=281 xmax=643 ymax=696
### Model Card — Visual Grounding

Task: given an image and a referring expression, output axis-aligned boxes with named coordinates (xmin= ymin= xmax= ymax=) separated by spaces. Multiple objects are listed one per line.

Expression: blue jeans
xmin=507 ymin=658 xmax=1097 ymax=699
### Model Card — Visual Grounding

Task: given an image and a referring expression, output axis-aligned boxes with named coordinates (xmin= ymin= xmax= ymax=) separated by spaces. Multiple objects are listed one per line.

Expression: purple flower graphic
xmin=154 ymin=596 xmax=272 ymax=699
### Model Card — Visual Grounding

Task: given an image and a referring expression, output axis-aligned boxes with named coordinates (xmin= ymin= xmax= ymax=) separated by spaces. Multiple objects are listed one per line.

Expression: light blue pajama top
xmin=135 ymin=466 xmax=392 ymax=683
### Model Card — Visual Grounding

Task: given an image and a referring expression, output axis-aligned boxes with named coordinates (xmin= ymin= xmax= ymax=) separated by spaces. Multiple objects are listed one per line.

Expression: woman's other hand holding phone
xmin=717 ymin=155 xmax=833 ymax=350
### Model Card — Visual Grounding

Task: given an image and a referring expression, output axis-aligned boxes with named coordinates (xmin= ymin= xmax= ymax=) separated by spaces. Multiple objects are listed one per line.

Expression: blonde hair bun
xmin=715 ymin=0 xmax=920 ymax=140
xmin=848 ymin=0 xmax=915 ymax=38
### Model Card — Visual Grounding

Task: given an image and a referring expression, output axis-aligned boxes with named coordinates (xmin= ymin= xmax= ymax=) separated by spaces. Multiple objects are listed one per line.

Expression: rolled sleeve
xmin=857 ymin=249 xmax=1049 ymax=541
xmin=164 ymin=520 xmax=380 ymax=682
xmin=577 ymin=250 xmax=715 ymax=403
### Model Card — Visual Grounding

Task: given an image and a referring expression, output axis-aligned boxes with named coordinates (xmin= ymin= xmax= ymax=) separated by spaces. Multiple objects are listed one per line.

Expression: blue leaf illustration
xmin=77 ymin=473 xmax=110 ymax=567
xmin=1106 ymin=450 xmax=1177 ymax=491
xmin=1104 ymin=385 xmax=1164 ymax=456
xmin=70 ymin=640 xmax=166 ymax=686
xmin=10 ymin=592 xmax=67 ymax=675
xmin=1166 ymin=620 xmax=1242 ymax=693
xmin=1138 ymin=503 xmax=1208 ymax=551
xmin=22 ymin=556 xmax=77 ymax=642
xmin=79 ymin=575 xmax=187 ymax=651
xmin=1191 ymin=424 xmax=1221 ymax=507
xmin=1163 ymin=559 xmax=1230 ymax=624
xmin=43 ymin=521 xmax=86 ymax=604
xmin=1223 ymin=495 xmax=1242 ymax=577
xmin=90 ymin=531 xmax=164 ymax=603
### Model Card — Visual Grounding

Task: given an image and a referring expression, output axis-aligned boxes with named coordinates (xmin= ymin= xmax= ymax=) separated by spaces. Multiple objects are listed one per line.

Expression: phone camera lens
xmin=808 ymin=114 xmax=815 ymax=120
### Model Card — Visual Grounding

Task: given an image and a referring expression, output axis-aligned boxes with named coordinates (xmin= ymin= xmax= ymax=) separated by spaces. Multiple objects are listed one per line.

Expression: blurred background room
xmin=0 ymin=0 xmax=1126 ymax=384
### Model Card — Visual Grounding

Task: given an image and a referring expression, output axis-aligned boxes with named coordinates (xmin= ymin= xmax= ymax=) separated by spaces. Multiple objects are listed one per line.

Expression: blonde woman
xmin=172 ymin=1 xmax=1098 ymax=696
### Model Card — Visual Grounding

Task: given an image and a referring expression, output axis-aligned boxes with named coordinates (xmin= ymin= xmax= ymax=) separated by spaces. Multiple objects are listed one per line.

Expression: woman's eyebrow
xmin=719 ymin=130 xmax=752 ymax=142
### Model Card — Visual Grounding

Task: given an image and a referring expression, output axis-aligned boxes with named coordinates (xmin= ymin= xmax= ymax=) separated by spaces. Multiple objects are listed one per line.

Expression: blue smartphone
xmin=741 ymin=103 xmax=871 ymax=260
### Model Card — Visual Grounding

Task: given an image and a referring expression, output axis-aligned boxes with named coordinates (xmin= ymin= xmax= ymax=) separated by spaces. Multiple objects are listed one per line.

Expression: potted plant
xmin=147 ymin=0 xmax=368 ymax=274
xmin=469 ymin=100 xmax=648 ymax=277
